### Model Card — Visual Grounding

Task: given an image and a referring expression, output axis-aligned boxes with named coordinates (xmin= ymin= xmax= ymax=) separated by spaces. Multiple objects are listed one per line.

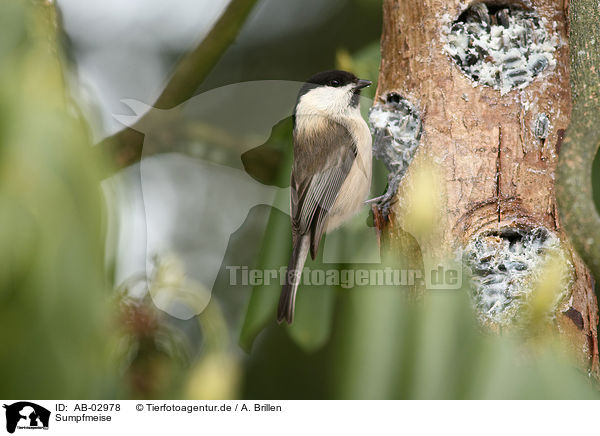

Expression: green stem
xmin=556 ymin=0 xmax=600 ymax=280
xmin=95 ymin=0 xmax=258 ymax=173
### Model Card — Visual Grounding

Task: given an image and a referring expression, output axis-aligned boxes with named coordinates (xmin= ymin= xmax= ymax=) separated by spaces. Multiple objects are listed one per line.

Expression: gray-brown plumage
xmin=277 ymin=70 xmax=372 ymax=324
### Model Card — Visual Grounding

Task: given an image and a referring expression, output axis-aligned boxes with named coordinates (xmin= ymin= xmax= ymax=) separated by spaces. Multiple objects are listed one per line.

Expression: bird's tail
xmin=277 ymin=235 xmax=310 ymax=324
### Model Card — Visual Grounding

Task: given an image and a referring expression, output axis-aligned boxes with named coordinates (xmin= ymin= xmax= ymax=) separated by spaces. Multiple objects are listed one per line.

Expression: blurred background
xmin=1 ymin=0 xmax=599 ymax=400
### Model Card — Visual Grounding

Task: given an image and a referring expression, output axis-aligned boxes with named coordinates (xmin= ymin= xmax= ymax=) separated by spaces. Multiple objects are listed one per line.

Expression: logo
xmin=3 ymin=402 xmax=50 ymax=434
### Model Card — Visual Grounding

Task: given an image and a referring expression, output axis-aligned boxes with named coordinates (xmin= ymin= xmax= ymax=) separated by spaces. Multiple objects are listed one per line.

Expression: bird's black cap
xmin=305 ymin=70 xmax=358 ymax=88
xmin=295 ymin=70 xmax=371 ymax=110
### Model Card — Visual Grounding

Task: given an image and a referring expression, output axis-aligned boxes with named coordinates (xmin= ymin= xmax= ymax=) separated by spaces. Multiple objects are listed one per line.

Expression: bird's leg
xmin=365 ymin=174 xmax=400 ymax=219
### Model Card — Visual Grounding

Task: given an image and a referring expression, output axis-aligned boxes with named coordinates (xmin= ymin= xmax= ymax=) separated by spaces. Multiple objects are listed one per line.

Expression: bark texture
xmin=376 ymin=0 xmax=598 ymax=374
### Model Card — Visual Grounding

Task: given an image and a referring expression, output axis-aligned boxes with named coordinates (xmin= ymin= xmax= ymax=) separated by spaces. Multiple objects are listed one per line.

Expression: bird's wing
xmin=291 ymin=118 xmax=357 ymax=259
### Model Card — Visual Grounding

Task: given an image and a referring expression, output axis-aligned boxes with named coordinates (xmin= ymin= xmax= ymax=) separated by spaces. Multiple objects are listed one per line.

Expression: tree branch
xmin=94 ymin=0 xmax=258 ymax=174
xmin=556 ymin=0 xmax=600 ymax=280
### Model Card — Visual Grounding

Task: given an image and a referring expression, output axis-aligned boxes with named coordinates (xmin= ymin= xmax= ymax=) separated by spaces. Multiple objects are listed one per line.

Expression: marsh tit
xmin=277 ymin=70 xmax=373 ymax=324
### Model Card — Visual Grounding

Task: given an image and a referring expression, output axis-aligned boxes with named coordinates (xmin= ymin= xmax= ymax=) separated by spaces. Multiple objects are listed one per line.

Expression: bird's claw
xmin=365 ymin=195 xmax=385 ymax=205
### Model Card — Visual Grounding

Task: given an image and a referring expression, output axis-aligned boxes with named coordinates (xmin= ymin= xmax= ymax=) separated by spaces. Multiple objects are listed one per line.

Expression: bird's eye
xmin=330 ymin=80 xmax=340 ymax=87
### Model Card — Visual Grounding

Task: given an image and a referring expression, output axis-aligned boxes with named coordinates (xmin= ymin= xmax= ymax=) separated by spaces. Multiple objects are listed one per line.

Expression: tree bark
xmin=375 ymin=0 xmax=598 ymax=374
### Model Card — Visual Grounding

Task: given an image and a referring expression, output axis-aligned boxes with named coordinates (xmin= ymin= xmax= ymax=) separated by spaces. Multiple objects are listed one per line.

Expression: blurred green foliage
xmin=333 ymin=288 xmax=598 ymax=399
xmin=0 ymin=2 xmax=116 ymax=398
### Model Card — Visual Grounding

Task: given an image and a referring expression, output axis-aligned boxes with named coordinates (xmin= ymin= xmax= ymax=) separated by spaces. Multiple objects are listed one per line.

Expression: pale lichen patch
xmin=368 ymin=93 xmax=422 ymax=216
xmin=464 ymin=227 xmax=573 ymax=326
xmin=533 ymin=113 xmax=550 ymax=139
xmin=444 ymin=3 xmax=557 ymax=95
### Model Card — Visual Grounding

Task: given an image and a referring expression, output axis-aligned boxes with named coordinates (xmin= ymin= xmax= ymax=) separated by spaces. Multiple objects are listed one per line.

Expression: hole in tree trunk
xmin=463 ymin=225 xmax=573 ymax=326
xmin=444 ymin=2 xmax=557 ymax=95
xmin=368 ymin=93 xmax=422 ymax=216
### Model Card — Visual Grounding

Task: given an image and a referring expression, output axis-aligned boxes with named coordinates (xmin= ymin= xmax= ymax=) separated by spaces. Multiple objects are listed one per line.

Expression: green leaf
xmin=238 ymin=202 xmax=291 ymax=351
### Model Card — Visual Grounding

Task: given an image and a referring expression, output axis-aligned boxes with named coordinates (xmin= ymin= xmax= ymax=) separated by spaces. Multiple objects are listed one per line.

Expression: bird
xmin=277 ymin=70 xmax=373 ymax=324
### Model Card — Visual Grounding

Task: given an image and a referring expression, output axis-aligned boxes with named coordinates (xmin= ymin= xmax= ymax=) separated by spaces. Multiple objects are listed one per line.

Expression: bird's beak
xmin=354 ymin=79 xmax=372 ymax=90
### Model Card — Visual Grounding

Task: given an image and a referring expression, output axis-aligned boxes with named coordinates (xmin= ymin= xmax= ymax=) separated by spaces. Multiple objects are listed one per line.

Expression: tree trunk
xmin=374 ymin=0 xmax=598 ymax=374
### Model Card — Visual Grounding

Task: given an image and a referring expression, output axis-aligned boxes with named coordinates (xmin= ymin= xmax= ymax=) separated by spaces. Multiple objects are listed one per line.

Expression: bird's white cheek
xmin=297 ymin=86 xmax=353 ymax=115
